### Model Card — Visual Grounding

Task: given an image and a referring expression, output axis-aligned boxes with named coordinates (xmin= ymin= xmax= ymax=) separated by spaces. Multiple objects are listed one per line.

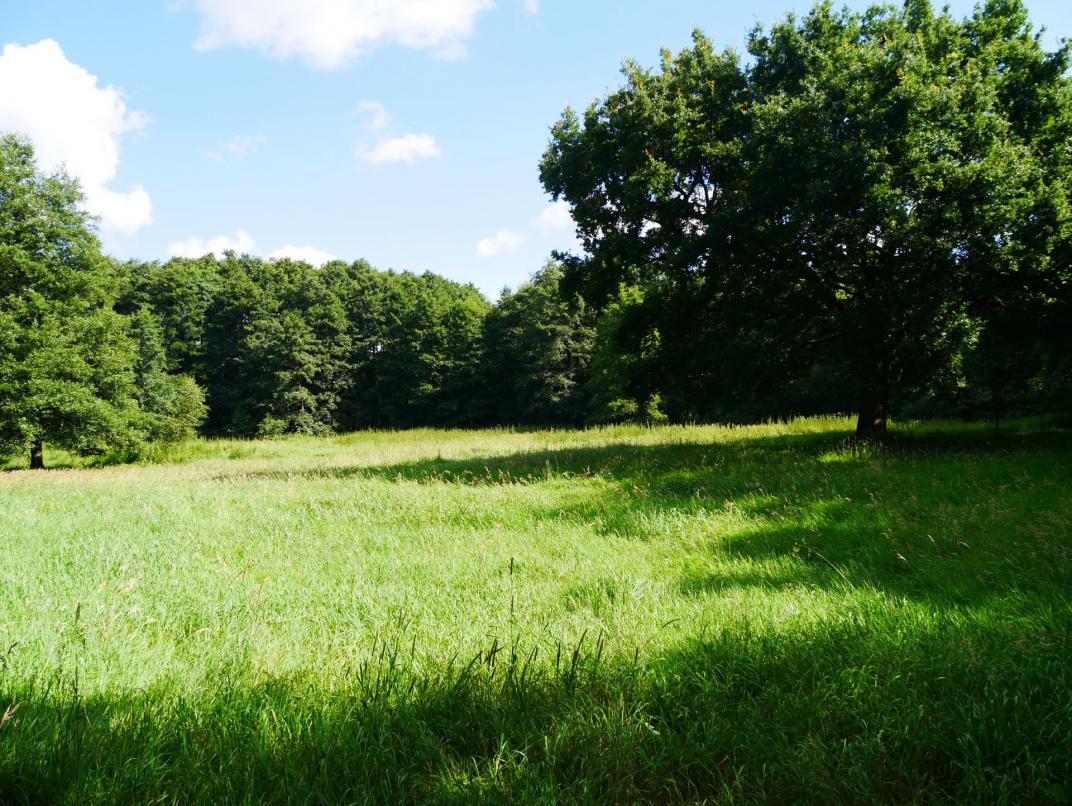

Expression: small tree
xmin=0 ymin=134 xmax=203 ymax=467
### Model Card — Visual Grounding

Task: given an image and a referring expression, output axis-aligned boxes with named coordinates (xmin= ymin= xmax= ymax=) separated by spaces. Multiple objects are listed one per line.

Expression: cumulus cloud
xmin=0 ymin=39 xmax=152 ymax=236
xmin=191 ymin=0 xmax=495 ymax=70
xmin=268 ymin=244 xmax=337 ymax=266
xmin=522 ymin=0 xmax=539 ymax=15
xmin=355 ymin=132 xmax=440 ymax=166
xmin=531 ymin=200 xmax=572 ymax=233
xmin=353 ymin=101 xmax=439 ymax=166
xmin=476 ymin=229 xmax=524 ymax=258
xmin=204 ymin=133 xmax=267 ymax=160
xmin=167 ymin=229 xmax=256 ymax=258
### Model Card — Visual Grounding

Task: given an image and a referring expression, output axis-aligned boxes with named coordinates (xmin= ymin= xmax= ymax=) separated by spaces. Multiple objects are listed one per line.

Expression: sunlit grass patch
xmin=1 ymin=417 xmax=1070 ymax=802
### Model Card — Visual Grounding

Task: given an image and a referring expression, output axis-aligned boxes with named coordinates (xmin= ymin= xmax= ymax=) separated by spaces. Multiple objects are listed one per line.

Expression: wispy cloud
xmin=355 ymin=100 xmax=390 ymax=132
xmin=476 ymin=201 xmax=573 ymax=259
xmin=476 ymin=229 xmax=524 ymax=258
xmin=356 ymin=133 xmax=441 ymax=166
xmin=531 ymin=200 xmax=571 ymax=232
xmin=353 ymin=102 xmax=440 ymax=166
xmin=203 ymin=133 xmax=267 ymax=160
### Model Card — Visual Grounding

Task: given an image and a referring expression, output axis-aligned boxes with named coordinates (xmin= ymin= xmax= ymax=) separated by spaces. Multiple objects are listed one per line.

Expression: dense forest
xmin=3 ymin=0 xmax=1071 ymax=465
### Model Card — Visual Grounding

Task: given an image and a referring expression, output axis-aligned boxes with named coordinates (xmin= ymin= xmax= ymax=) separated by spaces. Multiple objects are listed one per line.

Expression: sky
xmin=2 ymin=1 xmax=1068 ymax=299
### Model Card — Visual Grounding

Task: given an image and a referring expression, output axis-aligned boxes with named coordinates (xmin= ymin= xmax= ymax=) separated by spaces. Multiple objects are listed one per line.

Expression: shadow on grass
xmin=4 ymin=425 xmax=1071 ymax=802
xmin=3 ymin=616 xmax=1070 ymax=804
xmin=212 ymin=424 xmax=1072 ymax=485
xmin=215 ymin=425 xmax=1072 ymax=609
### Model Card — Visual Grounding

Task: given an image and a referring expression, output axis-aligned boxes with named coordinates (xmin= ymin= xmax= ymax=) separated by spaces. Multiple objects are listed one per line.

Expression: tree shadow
xmin=3 ymin=613 xmax=1069 ymax=803
xmin=5 ymin=426 xmax=1070 ymax=801
xmin=213 ymin=424 xmax=1072 ymax=486
xmin=4 ymin=428 xmax=1067 ymax=801
xmin=211 ymin=425 xmax=1072 ymax=609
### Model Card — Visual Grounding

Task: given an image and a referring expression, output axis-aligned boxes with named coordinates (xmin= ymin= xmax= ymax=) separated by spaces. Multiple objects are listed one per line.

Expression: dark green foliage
xmin=241 ymin=259 xmax=352 ymax=437
xmin=8 ymin=2 xmax=1072 ymax=444
xmin=121 ymin=256 xmax=493 ymax=435
xmin=484 ymin=262 xmax=595 ymax=425
xmin=585 ymin=285 xmax=665 ymax=424
xmin=0 ymin=306 xmax=142 ymax=459
xmin=0 ymin=134 xmax=203 ymax=466
xmin=127 ymin=308 xmax=207 ymax=443
xmin=116 ymin=255 xmax=222 ymax=379
xmin=369 ymin=271 xmax=491 ymax=428
xmin=540 ymin=0 xmax=1072 ymax=433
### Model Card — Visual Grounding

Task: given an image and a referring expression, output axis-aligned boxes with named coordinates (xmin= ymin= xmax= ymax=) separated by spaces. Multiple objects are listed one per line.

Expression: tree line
xmin=3 ymin=0 xmax=1070 ymax=467
xmin=1 ymin=122 xmax=600 ymax=467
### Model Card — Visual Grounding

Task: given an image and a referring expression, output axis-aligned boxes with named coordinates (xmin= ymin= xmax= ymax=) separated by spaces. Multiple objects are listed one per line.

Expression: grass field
xmin=1 ymin=417 xmax=1071 ymax=803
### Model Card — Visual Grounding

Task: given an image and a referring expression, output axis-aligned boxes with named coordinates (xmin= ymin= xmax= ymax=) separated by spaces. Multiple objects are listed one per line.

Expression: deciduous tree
xmin=541 ymin=0 xmax=1072 ymax=434
xmin=0 ymin=135 xmax=147 ymax=467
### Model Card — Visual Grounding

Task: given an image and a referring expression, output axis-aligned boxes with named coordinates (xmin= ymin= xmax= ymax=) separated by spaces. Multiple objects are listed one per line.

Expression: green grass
xmin=1 ymin=417 xmax=1070 ymax=803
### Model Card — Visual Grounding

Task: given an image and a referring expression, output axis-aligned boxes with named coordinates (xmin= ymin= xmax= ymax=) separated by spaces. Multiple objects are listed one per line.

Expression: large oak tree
xmin=540 ymin=0 xmax=1072 ymax=434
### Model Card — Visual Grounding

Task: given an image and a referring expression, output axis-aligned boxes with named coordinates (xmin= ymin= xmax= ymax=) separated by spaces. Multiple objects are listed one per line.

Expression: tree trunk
xmin=30 ymin=440 xmax=44 ymax=470
xmin=855 ymin=362 xmax=889 ymax=438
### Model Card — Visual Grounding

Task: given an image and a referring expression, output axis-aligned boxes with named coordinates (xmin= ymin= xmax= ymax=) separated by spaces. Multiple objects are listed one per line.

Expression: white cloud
xmin=522 ymin=0 xmax=539 ymax=15
xmin=476 ymin=229 xmax=523 ymax=258
xmin=191 ymin=0 xmax=495 ymax=70
xmin=476 ymin=201 xmax=573 ymax=262
xmin=0 ymin=39 xmax=152 ymax=236
xmin=355 ymin=100 xmax=390 ymax=132
xmin=531 ymin=200 xmax=571 ymax=233
xmin=353 ymin=102 xmax=440 ymax=166
xmin=268 ymin=244 xmax=336 ymax=266
xmin=90 ymin=187 xmax=154 ymax=237
xmin=167 ymin=229 xmax=256 ymax=258
xmin=166 ymin=232 xmax=336 ymax=265
xmin=204 ymin=133 xmax=267 ymax=160
xmin=355 ymin=132 xmax=440 ymax=165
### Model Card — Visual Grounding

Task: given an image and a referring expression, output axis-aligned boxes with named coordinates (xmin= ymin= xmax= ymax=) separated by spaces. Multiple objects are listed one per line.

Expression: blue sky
xmin=2 ymin=1 xmax=1068 ymax=298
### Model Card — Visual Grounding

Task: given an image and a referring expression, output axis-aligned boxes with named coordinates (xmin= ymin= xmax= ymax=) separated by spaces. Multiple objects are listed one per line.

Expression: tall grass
xmin=1 ymin=417 xmax=1070 ymax=802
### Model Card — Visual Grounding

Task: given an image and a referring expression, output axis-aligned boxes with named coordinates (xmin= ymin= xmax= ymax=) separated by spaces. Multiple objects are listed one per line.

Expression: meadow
xmin=1 ymin=417 xmax=1070 ymax=803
